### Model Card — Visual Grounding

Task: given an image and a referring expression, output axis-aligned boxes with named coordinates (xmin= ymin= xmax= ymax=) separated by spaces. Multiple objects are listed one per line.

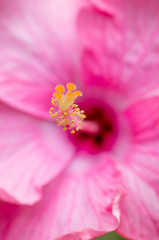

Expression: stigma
xmin=49 ymin=83 xmax=86 ymax=133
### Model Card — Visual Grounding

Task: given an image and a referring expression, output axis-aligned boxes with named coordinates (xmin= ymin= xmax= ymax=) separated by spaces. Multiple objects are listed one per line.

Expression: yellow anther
xmin=55 ymin=85 xmax=65 ymax=94
xmin=71 ymin=130 xmax=75 ymax=134
xmin=74 ymin=91 xmax=82 ymax=97
xmin=62 ymin=120 xmax=66 ymax=124
xmin=73 ymin=104 xmax=78 ymax=107
xmin=67 ymin=83 xmax=76 ymax=91
xmin=63 ymin=127 xmax=67 ymax=131
xmin=64 ymin=112 xmax=68 ymax=116
xmin=53 ymin=92 xmax=61 ymax=99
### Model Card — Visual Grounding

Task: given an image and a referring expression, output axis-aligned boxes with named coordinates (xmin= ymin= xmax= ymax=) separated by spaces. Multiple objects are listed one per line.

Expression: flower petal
xmin=118 ymin=154 xmax=159 ymax=240
xmin=0 ymin=155 xmax=122 ymax=240
xmin=0 ymin=102 xmax=74 ymax=204
xmin=78 ymin=0 xmax=159 ymax=98
xmin=124 ymin=97 xmax=159 ymax=142
xmin=89 ymin=0 xmax=120 ymax=15
xmin=114 ymin=95 xmax=159 ymax=239
xmin=116 ymin=97 xmax=159 ymax=239
xmin=0 ymin=0 xmax=82 ymax=119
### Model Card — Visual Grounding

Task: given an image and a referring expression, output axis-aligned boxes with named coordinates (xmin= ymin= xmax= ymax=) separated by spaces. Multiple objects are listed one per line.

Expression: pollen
xmin=49 ymin=83 xmax=86 ymax=133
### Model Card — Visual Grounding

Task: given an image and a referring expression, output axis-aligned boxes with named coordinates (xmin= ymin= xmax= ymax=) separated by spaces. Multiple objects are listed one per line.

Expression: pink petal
xmin=78 ymin=0 xmax=159 ymax=98
xmin=124 ymin=97 xmax=159 ymax=142
xmin=0 ymin=0 xmax=82 ymax=119
xmin=117 ymin=97 xmax=159 ymax=239
xmin=117 ymin=154 xmax=159 ymax=240
xmin=0 ymin=155 xmax=122 ymax=240
xmin=0 ymin=102 xmax=74 ymax=204
xmin=89 ymin=0 xmax=121 ymax=15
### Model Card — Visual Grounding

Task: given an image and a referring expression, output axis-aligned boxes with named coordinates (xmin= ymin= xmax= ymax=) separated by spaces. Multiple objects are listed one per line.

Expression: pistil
xmin=49 ymin=83 xmax=86 ymax=133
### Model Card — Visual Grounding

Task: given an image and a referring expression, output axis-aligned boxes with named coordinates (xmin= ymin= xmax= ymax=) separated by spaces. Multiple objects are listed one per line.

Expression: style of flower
xmin=0 ymin=1 xmax=159 ymax=240
xmin=49 ymin=83 xmax=86 ymax=134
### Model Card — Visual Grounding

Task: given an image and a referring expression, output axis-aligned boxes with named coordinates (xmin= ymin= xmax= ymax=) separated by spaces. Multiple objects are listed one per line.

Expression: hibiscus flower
xmin=78 ymin=1 xmax=159 ymax=239
xmin=0 ymin=0 xmax=159 ymax=240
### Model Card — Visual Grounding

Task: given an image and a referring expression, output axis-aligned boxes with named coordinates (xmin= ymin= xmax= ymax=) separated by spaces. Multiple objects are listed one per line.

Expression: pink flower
xmin=78 ymin=1 xmax=159 ymax=239
xmin=0 ymin=0 xmax=121 ymax=239
xmin=0 ymin=1 xmax=159 ymax=240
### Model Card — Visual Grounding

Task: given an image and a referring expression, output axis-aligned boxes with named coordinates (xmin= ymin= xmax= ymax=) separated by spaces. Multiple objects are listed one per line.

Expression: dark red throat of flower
xmin=69 ymin=100 xmax=118 ymax=154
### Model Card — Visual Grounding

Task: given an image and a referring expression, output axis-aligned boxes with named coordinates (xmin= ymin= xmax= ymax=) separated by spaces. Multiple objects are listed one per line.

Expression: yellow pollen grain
xmin=73 ymin=104 xmax=78 ymax=107
xmin=55 ymin=85 xmax=65 ymax=94
xmin=67 ymin=83 xmax=76 ymax=91
xmin=53 ymin=92 xmax=61 ymax=99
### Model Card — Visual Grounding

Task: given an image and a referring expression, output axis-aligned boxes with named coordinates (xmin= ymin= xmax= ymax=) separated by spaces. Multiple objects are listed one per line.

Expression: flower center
xmin=50 ymin=84 xmax=118 ymax=154
xmin=70 ymin=98 xmax=118 ymax=154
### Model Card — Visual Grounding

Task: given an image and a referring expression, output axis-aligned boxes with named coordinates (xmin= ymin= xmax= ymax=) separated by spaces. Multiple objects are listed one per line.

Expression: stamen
xmin=49 ymin=83 xmax=86 ymax=133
